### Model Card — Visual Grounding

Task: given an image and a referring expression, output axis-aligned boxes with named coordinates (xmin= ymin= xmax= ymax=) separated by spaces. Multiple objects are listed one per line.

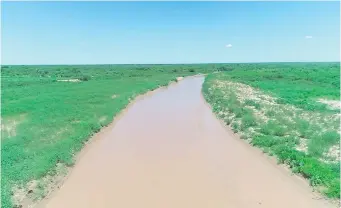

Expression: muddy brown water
xmin=40 ymin=76 xmax=334 ymax=208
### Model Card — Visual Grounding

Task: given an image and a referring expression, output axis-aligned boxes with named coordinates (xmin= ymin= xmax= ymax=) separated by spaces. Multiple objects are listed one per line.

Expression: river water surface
xmin=42 ymin=76 xmax=334 ymax=208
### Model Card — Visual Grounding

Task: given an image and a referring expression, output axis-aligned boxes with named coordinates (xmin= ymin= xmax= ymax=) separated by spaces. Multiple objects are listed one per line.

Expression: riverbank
xmin=202 ymin=66 xmax=340 ymax=199
xmin=1 ymin=65 xmax=210 ymax=208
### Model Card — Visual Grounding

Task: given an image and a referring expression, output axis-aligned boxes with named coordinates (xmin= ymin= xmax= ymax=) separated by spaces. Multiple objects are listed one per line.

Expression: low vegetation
xmin=202 ymin=62 xmax=340 ymax=198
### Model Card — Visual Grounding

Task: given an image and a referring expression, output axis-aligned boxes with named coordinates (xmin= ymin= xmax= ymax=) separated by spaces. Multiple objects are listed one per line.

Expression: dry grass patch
xmin=57 ymin=79 xmax=81 ymax=82
xmin=318 ymin=99 xmax=340 ymax=110
xmin=1 ymin=114 xmax=27 ymax=139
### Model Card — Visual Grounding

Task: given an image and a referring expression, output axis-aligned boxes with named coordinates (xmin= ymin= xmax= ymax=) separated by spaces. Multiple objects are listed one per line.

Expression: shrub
xmin=241 ymin=113 xmax=257 ymax=128
xmin=260 ymin=120 xmax=286 ymax=136
xmin=79 ymin=75 xmax=91 ymax=81
xmin=231 ymin=122 xmax=239 ymax=133
xmin=240 ymin=134 xmax=248 ymax=140
xmin=308 ymin=131 xmax=340 ymax=157
xmin=252 ymin=135 xmax=280 ymax=148
xmin=224 ymin=117 xmax=231 ymax=125
xmin=244 ymin=99 xmax=261 ymax=110
xmin=265 ymin=110 xmax=276 ymax=117
xmin=295 ymin=118 xmax=310 ymax=138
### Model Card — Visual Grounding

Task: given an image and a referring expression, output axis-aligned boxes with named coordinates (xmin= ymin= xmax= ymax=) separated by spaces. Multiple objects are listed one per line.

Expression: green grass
xmin=1 ymin=64 xmax=215 ymax=208
xmin=220 ymin=62 xmax=340 ymax=112
xmin=202 ymin=62 xmax=340 ymax=198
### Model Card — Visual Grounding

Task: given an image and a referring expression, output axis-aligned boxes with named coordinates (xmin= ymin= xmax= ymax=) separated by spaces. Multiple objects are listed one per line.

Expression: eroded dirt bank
xmin=39 ymin=77 xmax=334 ymax=208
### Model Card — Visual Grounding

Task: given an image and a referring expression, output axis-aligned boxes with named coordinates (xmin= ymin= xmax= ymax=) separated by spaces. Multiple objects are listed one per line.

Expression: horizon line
xmin=1 ymin=61 xmax=340 ymax=66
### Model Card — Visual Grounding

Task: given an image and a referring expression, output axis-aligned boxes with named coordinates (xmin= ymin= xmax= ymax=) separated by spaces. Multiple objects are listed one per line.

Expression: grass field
xmin=1 ymin=64 xmax=214 ymax=208
xmin=202 ymin=62 xmax=340 ymax=198
xmin=1 ymin=63 xmax=340 ymax=207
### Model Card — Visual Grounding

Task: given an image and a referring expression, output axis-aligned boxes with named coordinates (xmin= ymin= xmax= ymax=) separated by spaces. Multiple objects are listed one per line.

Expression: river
xmin=40 ymin=76 xmax=333 ymax=208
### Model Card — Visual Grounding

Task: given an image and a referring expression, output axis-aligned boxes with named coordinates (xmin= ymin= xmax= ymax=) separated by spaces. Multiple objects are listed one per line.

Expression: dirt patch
xmin=57 ymin=79 xmax=81 ymax=82
xmin=99 ymin=116 xmax=107 ymax=124
xmin=318 ymin=99 xmax=340 ymax=110
xmin=12 ymin=185 xmax=30 ymax=208
xmin=12 ymin=163 xmax=69 ymax=208
xmin=324 ymin=145 xmax=340 ymax=162
xmin=1 ymin=114 xmax=27 ymax=138
xmin=214 ymin=80 xmax=277 ymax=105
xmin=296 ymin=138 xmax=308 ymax=153
xmin=176 ymin=77 xmax=184 ymax=81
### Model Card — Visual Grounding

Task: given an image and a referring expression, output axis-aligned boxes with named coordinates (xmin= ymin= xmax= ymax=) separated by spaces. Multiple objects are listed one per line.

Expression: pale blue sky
xmin=2 ymin=1 xmax=340 ymax=64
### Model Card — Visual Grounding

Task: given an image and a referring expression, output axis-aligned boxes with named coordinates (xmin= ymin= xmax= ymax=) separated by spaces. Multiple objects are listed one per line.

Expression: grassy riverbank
xmin=202 ymin=63 xmax=340 ymax=198
xmin=1 ymin=64 xmax=212 ymax=208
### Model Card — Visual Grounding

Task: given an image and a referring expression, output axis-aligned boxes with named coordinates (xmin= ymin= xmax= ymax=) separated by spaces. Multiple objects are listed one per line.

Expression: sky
xmin=1 ymin=1 xmax=340 ymax=65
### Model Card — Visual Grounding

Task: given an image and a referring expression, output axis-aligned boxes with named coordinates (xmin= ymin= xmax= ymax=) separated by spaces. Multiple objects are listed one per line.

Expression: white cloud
xmin=225 ymin=44 xmax=232 ymax=48
xmin=305 ymin=35 xmax=313 ymax=39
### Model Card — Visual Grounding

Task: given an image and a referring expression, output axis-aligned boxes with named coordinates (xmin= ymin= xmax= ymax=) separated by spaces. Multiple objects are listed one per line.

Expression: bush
xmin=217 ymin=66 xmax=233 ymax=71
xmin=308 ymin=131 xmax=340 ymax=157
xmin=295 ymin=118 xmax=310 ymax=138
xmin=265 ymin=110 xmax=276 ymax=117
xmin=244 ymin=99 xmax=261 ymax=110
xmin=241 ymin=113 xmax=257 ymax=130
xmin=224 ymin=117 xmax=231 ymax=125
xmin=240 ymin=134 xmax=248 ymax=140
xmin=231 ymin=122 xmax=239 ymax=133
xmin=79 ymin=75 xmax=91 ymax=81
xmin=252 ymin=135 xmax=280 ymax=148
xmin=260 ymin=120 xmax=286 ymax=136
